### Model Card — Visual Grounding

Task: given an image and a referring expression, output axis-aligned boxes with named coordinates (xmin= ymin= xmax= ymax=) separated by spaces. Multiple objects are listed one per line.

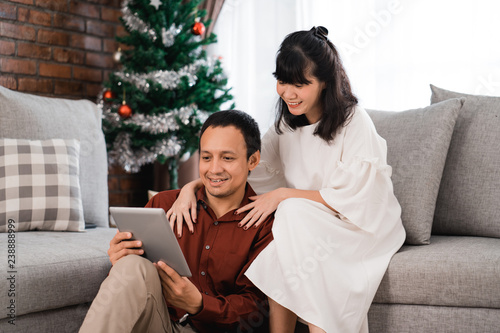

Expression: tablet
xmin=109 ymin=207 xmax=192 ymax=277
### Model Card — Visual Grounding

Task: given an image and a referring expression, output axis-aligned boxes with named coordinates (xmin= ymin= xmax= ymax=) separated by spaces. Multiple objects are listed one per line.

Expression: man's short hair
xmin=200 ymin=110 xmax=261 ymax=159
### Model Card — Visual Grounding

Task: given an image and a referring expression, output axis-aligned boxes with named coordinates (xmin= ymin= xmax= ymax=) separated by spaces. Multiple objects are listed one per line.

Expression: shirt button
xmin=205 ymin=245 xmax=210 ymax=250
xmin=214 ymin=221 xmax=219 ymax=226
xmin=201 ymin=271 xmax=206 ymax=276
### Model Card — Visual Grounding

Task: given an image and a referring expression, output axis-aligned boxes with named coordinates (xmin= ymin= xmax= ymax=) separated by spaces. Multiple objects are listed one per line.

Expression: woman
xmin=168 ymin=27 xmax=405 ymax=332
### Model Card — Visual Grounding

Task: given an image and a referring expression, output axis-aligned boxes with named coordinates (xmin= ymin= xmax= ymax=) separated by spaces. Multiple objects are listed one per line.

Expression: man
xmin=79 ymin=110 xmax=273 ymax=333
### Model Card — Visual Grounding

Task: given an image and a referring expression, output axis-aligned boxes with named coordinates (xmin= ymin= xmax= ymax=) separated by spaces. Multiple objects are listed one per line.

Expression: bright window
xmin=208 ymin=0 xmax=500 ymax=130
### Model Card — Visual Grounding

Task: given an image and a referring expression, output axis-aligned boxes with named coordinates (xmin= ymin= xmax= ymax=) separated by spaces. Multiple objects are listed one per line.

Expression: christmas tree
xmin=98 ymin=0 xmax=234 ymax=189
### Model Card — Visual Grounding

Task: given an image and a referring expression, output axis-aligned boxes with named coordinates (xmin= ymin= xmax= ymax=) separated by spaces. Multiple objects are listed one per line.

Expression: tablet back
xmin=110 ymin=207 xmax=192 ymax=277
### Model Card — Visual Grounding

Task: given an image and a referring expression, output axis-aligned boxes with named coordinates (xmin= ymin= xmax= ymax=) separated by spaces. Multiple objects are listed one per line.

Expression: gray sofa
xmin=0 ymin=84 xmax=499 ymax=333
xmin=0 ymin=86 xmax=116 ymax=332
xmin=367 ymin=85 xmax=500 ymax=333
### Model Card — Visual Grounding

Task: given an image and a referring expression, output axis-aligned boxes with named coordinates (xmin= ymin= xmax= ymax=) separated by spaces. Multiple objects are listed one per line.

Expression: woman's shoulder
xmin=345 ymin=105 xmax=376 ymax=131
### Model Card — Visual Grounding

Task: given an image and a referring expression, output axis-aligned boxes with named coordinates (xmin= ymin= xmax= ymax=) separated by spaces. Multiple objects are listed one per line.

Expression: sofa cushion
xmin=0 ymin=228 xmax=116 ymax=320
xmin=430 ymin=85 xmax=500 ymax=237
xmin=0 ymin=138 xmax=84 ymax=232
xmin=367 ymin=98 xmax=463 ymax=244
xmin=368 ymin=304 xmax=500 ymax=333
xmin=373 ymin=236 xmax=500 ymax=308
xmin=0 ymin=86 xmax=109 ymax=227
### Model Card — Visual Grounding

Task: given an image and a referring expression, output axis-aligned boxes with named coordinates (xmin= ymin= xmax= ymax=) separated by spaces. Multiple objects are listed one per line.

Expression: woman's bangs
xmin=273 ymin=51 xmax=311 ymax=85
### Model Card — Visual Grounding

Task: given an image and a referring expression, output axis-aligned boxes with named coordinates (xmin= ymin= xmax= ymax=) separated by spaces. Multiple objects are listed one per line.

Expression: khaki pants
xmin=79 ymin=255 xmax=197 ymax=333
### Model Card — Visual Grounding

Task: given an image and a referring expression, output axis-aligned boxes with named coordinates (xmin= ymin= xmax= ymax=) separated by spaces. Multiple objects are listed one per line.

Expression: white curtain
xmin=208 ymin=0 xmax=500 ymax=130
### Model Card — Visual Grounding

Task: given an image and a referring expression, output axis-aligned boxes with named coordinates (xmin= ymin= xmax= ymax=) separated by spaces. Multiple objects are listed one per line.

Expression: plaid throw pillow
xmin=0 ymin=138 xmax=84 ymax=232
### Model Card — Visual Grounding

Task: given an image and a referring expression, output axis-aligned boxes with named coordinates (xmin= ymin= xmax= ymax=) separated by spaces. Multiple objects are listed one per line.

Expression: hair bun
xmin=312 ymin=26 xmax=328 ymax=41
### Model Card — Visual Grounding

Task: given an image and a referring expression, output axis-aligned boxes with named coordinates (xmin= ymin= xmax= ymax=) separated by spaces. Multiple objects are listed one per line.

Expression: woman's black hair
xmin=274 ymin=26 xmax=358 ymax=142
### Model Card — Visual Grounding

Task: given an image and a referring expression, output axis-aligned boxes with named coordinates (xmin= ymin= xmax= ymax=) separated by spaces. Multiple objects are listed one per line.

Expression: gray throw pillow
xmin=430 ymin=85 xmax=500 ymax=237
xmin=0 ymin=139 xmax=84 ymax=232
xmin=367 ymin=98 xmax=463 ymax=244
xmin=0 ymin=86 xmax=109 ymax=228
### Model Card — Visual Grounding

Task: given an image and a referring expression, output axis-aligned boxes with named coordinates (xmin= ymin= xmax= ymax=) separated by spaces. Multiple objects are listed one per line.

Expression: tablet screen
xmin=110 ymin=207 xmax=192 ymax=277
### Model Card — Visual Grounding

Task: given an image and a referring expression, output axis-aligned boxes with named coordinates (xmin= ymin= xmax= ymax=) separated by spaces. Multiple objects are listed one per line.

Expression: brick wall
xmin=0 ymin=0 xmax=124 ymax=99
xmin=0 ymin=0 xmax=153 ymax=207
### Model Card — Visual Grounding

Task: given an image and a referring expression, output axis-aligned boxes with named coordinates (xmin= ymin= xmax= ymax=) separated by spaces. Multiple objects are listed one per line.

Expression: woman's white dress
xmin=245 ymin=106 xmax=406 ymax=333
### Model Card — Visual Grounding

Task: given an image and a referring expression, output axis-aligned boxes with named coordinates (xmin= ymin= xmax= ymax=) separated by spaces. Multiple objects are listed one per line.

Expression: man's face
xmin=199 ymin=125 xmax=259 ymax=202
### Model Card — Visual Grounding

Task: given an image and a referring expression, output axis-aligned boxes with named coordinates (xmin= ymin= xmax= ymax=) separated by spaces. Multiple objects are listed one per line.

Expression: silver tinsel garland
xmin=162 ymin=24 xmax=182 ymax=47
xmin=101 ymin=103 xmax=210 ymax=135
xmin=108 ymin=132 xmax=183 ymax=173
xmin=122 ymin=0 xmax=183 ymax=46
xmin=98 ymin=90 xmax=211 ymax=172
xmin=114 ymin=57 xmax=221 ymax=93
xmin=122 ymin=0 xmax=157 ymax=41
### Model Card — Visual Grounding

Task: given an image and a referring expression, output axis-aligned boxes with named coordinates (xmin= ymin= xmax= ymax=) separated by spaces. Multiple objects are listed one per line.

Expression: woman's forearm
xmin=185 ymin=178 xmax=203 ymax=192
xmin=280 ymin=188 xmax=338 ymax=213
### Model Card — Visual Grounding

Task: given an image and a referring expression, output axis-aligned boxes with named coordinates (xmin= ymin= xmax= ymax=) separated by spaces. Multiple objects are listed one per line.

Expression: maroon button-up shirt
xmin=145 ymin=183 xmax=274 ymax=332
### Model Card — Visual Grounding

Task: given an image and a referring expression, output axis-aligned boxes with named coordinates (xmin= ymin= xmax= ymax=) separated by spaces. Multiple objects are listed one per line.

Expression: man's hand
xmin=154 ymin=261 xmax=203 ymax=315
xmin=107 ymin=230 xmax=143 ymax=265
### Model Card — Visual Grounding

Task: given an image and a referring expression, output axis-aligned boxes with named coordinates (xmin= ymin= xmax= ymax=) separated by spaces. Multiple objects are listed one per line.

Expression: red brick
xmin=88 ymin=0 xmax=120 ymax=6
xmin=87 ymin=20 xmax=115 ymax=38
xmin=0 ymin=58 xmax=36 ymax=74
xmin=18 ymin=77 xmax=53 ymax=94
xmin=18 ymin=8 xmax=51 ymax=27
xmin=53 ymin=13 xmax=85 ymax=32
xmin=36 ymin=0 xmax=67 ymax=11
xmin=0 ymin=22 xmax=36 ymax=41
xmin=101 ymin=7 xmax=122 ymax=23
xmin=116 ymin=25 xmax=127 ymax=37
xmin=0 ymin=2 xmax=17 ymax=20
xmin=86 ymin=83 xmax=103 ymax=99
xmin=38 ymin=29 xmax=70 ymax=46
xmin=54 ymin=80 xmax=83 ymax=95
xmin=69 ymin=2 xmax=99 ymax=19
xmin=107 ymin=176 xmax=119 ymax=191
xmin=86 ymin=52 xmax=114 ymax=68
xmin=0 ymin=40 xmax=15 ymax=55
xmin=108 ymin=192 xmax=131 ymax=207
xmin=9 ymin=0 xmax=33 ymax=4
xmin=53 ymin=47 xmax=85 ymax=64
xmin=103 ymin=39 xmax=118 ymax=53
xmin=39 ymin=62 xmax=72 ymax=78
xmin=119 ymin=176 xmax=146 ymax=191
xmin=103 ymin=69 xmax=115 ymax=81
xmin=70 ymin=34 xmax=101 ymax=51
xmin=109 ymin=165 xmax=129 ymax=175
xmin=73 ymin=66 xmax=102 ymax=82
xmin=0 ymin=75 xmax=17 ymax=90
xmin=18 ymin=42 xmax=52 ymax=60
xmin=120 ymin=43 xmax=133 ymax=51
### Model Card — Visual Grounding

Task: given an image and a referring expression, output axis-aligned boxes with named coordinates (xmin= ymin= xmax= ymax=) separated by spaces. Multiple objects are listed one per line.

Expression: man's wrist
xmin=187 ymin=293 xmax=203 ymax=315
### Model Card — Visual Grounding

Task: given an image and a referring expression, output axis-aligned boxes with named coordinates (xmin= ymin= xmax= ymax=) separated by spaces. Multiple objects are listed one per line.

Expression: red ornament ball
xmin=118 ymin=103 xmax=132 ymax=118
xmin=103 ymin=90 xmax=115 ymax=101
xmin=191 ymin=21 xmax=205 ymax=36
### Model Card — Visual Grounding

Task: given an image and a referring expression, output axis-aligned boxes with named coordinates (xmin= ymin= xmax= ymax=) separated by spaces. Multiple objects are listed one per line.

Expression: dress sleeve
xmin=248 ymin=127 xmax=286 ymax=195
xmin=319 ymin=107 xmax=402 ymax=234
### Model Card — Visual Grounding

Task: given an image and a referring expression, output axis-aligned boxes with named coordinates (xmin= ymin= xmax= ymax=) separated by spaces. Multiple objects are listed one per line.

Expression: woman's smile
xmin=286 ymin=101 xmax=302 ymax=108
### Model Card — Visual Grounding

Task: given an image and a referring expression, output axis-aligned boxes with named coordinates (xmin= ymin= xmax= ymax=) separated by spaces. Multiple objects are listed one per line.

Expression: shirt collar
xmin=196 ymin=183 xmax=257 ymax=222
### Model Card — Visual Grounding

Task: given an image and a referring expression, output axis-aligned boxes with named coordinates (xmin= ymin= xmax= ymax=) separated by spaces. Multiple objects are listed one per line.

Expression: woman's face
xmin=277 ymin=73 xmax=325 ymax=124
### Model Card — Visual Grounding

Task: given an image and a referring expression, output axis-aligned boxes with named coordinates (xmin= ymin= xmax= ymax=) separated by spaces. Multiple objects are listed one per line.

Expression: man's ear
xmin=247 ymin=150 xmax=260 ymax=171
